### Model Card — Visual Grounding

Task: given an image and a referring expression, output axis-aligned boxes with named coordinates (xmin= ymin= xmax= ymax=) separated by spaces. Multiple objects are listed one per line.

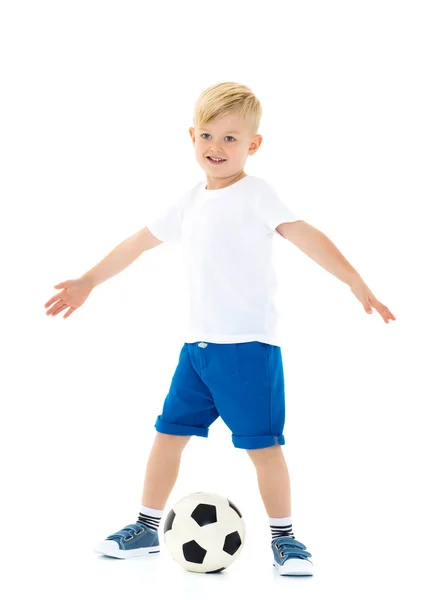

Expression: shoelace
xmin=274 ymin=537 xmax=312 ymax=561
xmin=107 ymin=523 xmax=151 ymax=541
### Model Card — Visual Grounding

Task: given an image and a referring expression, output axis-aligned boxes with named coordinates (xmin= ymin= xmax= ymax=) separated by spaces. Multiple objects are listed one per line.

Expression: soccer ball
xmin=163 ymin=491 xmax=245 ymax=573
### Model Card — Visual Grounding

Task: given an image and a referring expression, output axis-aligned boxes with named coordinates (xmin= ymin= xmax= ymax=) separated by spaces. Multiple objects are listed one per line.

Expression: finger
xmin=46 ymin=303 xmax=58 ymax=315
xmin=45 ymin=294 xmax=63 ymax=309
xmin=371 ymin=299 xmax=387 ymax=315
xmin=54 ymin=281 xmax=70 ymax=289
xmin=374 ymin=302 xmax=393 ymax=322
xmin=52 ymin=304 xmax=67 ymax=316
xmin=378 ymin=306 xmax=394 ymax=323
xmin=374 ymin=305 xmax=388 ymax=321
xmin=63 ymin=308 xmax=75 ymax=319
xmin=382 ymin=306 xmax=396 ymax=321
xmin=385 ymin=310 xmax=396 ymax=323
xmin=48 ymin=302 xmax=66 ymax=316
xmin=46 ymin=300 xmax=63 ymax=315
xmin=49 ymin=303 xmax=63 ymax=316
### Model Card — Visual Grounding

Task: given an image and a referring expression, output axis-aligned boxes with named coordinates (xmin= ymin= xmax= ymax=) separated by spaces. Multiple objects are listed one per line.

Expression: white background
xmin=1 ymin=1 xmax=427 ymax=598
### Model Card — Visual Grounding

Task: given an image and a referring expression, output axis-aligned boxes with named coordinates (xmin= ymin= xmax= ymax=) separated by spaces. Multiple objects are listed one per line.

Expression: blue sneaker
xmin=272 ymin=536 xmax=313 ymax=576
xmin=94 ymin=522 xmax=160 ymax=559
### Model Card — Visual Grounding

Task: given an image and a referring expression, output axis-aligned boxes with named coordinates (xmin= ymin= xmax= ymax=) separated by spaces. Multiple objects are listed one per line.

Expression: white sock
xmin=269 ymin=516 xmax=295 ymax=540
xmin=137 ymin=504 xmax=164 ymax=531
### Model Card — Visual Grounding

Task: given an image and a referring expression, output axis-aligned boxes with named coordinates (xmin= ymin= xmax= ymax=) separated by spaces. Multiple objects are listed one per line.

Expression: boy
xmin=44 ymin=82 xmax=396 ymax=577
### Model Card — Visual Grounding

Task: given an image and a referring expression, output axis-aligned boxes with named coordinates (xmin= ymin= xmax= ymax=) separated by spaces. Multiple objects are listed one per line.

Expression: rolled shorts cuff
xmin=232 ymin=433 xmax=285 ymax=450
xmin=155 ymin=416 xmax=209 ymax=438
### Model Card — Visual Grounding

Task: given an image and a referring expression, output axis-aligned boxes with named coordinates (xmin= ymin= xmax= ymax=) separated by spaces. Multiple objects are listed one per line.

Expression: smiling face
xmin=189 ymin=112 xmax=262 ymax=190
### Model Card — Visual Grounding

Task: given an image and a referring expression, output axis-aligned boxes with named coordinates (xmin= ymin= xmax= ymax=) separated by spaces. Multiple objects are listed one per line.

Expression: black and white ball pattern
xmin=164 ymin=492 xmax=246 ymax=573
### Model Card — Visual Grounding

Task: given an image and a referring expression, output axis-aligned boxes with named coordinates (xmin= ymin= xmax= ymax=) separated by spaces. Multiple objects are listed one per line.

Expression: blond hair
xmin=193 ymin=82 xmax=262 ymax=136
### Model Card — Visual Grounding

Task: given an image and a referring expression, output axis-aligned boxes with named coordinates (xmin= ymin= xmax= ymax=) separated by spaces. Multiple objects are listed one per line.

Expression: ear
xmin=248 ymin=134 xmax=263 ymax=155
xmin=189 ymin=127 xmax=195 ymax=144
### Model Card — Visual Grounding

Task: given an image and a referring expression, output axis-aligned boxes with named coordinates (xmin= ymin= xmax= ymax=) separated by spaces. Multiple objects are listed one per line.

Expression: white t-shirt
xmin=147 ymin=175 xmax=302 ymax=346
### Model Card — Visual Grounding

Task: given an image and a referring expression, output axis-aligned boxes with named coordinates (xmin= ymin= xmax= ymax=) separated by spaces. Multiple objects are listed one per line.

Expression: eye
xmin=200 ymin=133 xmax=235 ymax=142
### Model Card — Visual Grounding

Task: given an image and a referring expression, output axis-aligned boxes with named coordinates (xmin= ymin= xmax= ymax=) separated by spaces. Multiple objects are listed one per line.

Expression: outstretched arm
xmin=276 ymin=220 xmax=396 ymax=324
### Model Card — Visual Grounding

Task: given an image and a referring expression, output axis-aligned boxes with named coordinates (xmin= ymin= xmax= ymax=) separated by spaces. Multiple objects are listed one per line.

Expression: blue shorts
xmin=154 ymin=341 xmax=286 ymax=450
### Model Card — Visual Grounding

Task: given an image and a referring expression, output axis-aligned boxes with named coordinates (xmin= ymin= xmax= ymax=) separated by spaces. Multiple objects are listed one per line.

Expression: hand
xmin=44 ymin=278 xmax=93 ymax=319
xmin=349 ymin=277 xmax=396 ymax=323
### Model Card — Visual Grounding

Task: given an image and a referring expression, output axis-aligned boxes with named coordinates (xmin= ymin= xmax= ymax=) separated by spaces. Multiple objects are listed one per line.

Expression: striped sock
xmin=137 ymin=505 xmax=163 ymax=532
xmin=269 ymin=516 xmax=295 ymax=541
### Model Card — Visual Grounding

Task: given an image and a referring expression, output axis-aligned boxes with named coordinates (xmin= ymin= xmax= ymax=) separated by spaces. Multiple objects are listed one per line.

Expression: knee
xmin=155 ymin=432 xmax=191 ymax=453
xmin=246 ymin=445 xmax=283 ymax=465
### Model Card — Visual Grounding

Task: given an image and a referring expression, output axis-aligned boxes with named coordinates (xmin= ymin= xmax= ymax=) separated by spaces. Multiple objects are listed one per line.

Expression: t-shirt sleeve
xmin=256 ymin=181 xmax=302 ymax=232
xmin=146 ymin=195 xmax=185 ymax=244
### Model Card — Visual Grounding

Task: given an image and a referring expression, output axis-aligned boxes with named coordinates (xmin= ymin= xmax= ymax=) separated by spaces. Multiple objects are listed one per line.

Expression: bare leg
xmin=141 ymin=432 xmax=191 ymax=509
xmin=246 ymin=445 xmax=291 ymax=517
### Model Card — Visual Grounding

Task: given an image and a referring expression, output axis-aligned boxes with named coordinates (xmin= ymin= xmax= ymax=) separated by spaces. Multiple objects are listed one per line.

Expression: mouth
xmin=207 ymin=156 xmax=227 ymax=164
